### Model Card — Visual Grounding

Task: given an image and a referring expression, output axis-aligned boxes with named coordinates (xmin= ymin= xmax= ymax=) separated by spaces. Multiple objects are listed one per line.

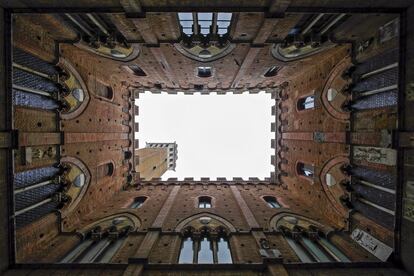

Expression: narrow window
xmin=297 ymin=162 xmax=314 ymax=178
xmin=286 ymin=235 xmax=350 ymax=263
xmin=198 ymin=237 xmax=214 ymax=264
xmin=263 ymin=196 xmax=281 ymax=208
xmin=217 ymin=237 xmax=232 ymax=263
xmin=95 ymin=81 xmax=113 ymax=100
xmin=128 ymin=65 xmax=147 ymax=76
xmin=129 ymin=197 xmax=146 ymax=209
xmin=178 ymin=237 xmax=194 ymax=263
xmin=198 ymin=196 xmax=212 ymax=208
xmin=61 ymin=237 xmax=126 ymax=263
xmin=264 ymin=66 xmax=280 ymax=77
xmin=197 ymin=67 xmax=212 ymax=78
xmin=97 ymin=162 xmax=114 ymax=179
xmin=297 ymin=95 xmax=315 ymax=110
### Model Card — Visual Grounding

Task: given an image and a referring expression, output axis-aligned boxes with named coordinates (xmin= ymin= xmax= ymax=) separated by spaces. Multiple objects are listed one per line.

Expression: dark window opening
xmin=198 ymin=196 xmax=212 ymax=208
xmin=264 ymin=66 xmax=280 ymax=77
xmin=297 ymin=95 xmax=315 ymax=110
xmin=128 ymin=65 xmax=147 ymax=76
xmin=297 ymin=162 xmax=314 ymax=178
xmin=97 ymin=162 xmax=114 ymax=178
xmin=264 ymin=196 xmax=281 ymax=208
xmin=198 ymin=66 xmax=212 ymax=78
xmin=130 ymin=196 xmax=146 ymax=208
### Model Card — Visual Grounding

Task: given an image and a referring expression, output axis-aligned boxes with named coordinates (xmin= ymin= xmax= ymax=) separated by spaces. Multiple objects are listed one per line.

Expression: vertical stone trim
xmin=151 ymin=185 xmax=180 ymax=229
xmin=230 ymin=185 xmax=260 ymax=229
xmin=133 ymin=231 xmax=160 ymax=259
xmin=267 ymin=264 xmax=289 ymax=276
xmin=123 ymin=264 xmax=144 ymax=276
xmin=132 ymin=185 xmax=180 ymax=261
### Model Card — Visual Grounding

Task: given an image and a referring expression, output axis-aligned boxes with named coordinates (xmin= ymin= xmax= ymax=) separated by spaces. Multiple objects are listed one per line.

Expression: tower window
xmin=97 ymin=162 xmax=114 ymax=179
xmin=263 ymin=196 xmax=281 ymax=208
xmin=198 ymin=196 xmax=212 ymax=208
xmin=297 ymin=162 xmax=314 ymax=178
xmin=197 ymin=67 xmax=212 ymax=78
xmin=128 ymin=65 xmax=147 ymax=76
xmin=129 ymin=196 xmax=146 ymax=208
xmin=297 ymin=95 xmax=315 ymax=110
xmin=264 ymin=66 xmax=280 ymax=77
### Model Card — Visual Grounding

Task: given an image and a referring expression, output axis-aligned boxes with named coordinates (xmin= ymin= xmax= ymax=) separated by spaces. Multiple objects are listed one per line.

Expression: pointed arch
xmin=175 ymin=212 xmax=236 ymax=233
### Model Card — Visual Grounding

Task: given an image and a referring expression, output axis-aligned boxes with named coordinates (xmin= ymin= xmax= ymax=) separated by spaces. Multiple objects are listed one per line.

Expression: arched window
xmin=198 ymin=196 xmax=212 ymax=208
xmin=264 ymin=66 xmax=280 ymax=77
xmin=129 ymin=197 xmax=146 ymax=209
xmin=263 ymin=196 xmax=281 ymax=208
xmin=197 ymin=66 xmax=212 ymax=78
xmin=277 ymin=216 xmax=350 ymax=263
xmin=97 ymin=162 xmax=114 ymax=179
xmin=95 ymin=81 xmax=113 ymax=100
xmin=178 ymin=226 xmax=232 ymax=264
xmin=297 ymin=95 xmax=315 ymax=110
xmin=61 ymin=216 xmax=134 ymax=263
xmin=297 ymin=162 xmax=314 ymax=178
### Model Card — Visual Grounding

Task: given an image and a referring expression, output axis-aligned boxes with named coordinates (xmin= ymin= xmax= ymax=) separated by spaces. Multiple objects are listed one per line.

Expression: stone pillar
xmin=130 ymin=185 xmax=180 ymax=262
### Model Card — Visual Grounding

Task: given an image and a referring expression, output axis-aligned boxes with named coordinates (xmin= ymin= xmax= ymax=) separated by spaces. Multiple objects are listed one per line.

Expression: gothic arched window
xmin=263 ymin=196 xmax=281 ymax=208
xmin=129 ymin=197 xmax=146 ymax=209
xmin=297 ymin=95 xmax=315 ymax=110
xmin=277 ymin=215 xmax=350 ymax=263
xmin=178 ymin=226 xmax=232 ymax=264
xmin=60 ymin=215 xmax=137 ymax=263
xmin=198 ymin=196 xmax=212 ymax=208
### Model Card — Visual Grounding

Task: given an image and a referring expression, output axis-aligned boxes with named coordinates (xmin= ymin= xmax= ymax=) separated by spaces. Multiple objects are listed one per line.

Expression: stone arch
xmin=269 ymin=212 xmax=334 ymax=234
xmin=58 ymin=58 xmax=90 ymax=120
xmin=175 ymin=212 xmax=237 ymax=233
xmin=77 ymin=212 xmax=141 ymax=236
xmin=59 ymin=156 xmax=91 ymax=217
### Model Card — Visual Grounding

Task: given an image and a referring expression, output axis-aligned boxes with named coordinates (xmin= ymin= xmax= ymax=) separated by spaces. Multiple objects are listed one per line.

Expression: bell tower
xmin=135 ymin=142 xmax=178 ymax=180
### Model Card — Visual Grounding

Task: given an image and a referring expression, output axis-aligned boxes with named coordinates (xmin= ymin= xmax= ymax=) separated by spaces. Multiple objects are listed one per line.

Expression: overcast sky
xmin=136 ymin=92 xmax=273 ymax=180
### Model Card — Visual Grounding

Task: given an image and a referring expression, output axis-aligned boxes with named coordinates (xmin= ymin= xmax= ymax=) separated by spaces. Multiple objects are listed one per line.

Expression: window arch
xmin=129 ymin=196 xmax=146 ymax=208
xmin=60 ymin=215 xmax=138 ymax=263
xmin=275 ymin=215 xmax=350 ymax=263
xmin=297 ymin=95 xmax=315 ymax=110
xmin=178 ymin=226 xmax=232 ymax=264
xmin=198 ymin=196 xmax=212 ymax=208
xmin=97 ymin=162 xmax=114 ymax=179
xmin=263 ymin=196 xmax=281 ymax=208
xmin=297 ymin=162 xmax=314 ymax=179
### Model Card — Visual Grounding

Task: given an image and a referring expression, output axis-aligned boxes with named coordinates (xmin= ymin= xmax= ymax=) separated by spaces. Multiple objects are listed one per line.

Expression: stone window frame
xmin=196 ymin=195 xmax=214 ymax=208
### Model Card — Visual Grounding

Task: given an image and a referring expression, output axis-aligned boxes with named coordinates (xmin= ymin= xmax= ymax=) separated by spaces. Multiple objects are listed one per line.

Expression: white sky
xmin=135 ymin=92 xmax=273 ymax=180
